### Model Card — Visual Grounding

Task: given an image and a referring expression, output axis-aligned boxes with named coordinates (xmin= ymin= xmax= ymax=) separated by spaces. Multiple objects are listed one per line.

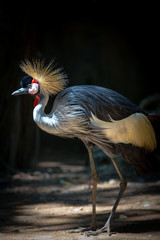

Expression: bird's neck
xmin=34 ymin=91 xmax=49 ymax=116
xmin=33 ymin=91 xmax=59 ymax=135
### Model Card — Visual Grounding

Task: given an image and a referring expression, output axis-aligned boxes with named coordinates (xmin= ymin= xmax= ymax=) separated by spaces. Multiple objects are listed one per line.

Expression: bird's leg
xmin=67 ymin=143 xmax=98 ymax=233
xmin=87 ymin=145 xmax=98 ymax=230
xmin=86 ymin=156 xmax=127 ymax=236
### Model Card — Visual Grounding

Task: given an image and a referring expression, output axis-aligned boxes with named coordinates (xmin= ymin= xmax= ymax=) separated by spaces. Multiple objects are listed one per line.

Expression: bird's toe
xmin=67 ymin=226 xmax=91 ymax=233
xmin=85 ymin=224 xmax=111 ymax=236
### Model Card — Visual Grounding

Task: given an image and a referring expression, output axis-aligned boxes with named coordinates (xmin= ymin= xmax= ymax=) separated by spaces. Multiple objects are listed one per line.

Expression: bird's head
xmin=12 ymin=59 xmax=68 ymax=106
xmin=12 ymin=75 xmax=40 ymax=96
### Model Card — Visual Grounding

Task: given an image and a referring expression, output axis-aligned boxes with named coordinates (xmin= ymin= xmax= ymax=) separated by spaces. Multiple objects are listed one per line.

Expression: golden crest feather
xmin=20 ymin=59 xmax=68 ymax=95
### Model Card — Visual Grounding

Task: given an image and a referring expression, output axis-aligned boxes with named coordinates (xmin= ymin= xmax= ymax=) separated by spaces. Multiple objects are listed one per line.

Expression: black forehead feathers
xmin=20 ymin=75 xmax=32 ymax=88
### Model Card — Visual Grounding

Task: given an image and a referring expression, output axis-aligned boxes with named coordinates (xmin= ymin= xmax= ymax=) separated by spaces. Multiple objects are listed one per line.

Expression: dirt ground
xmin=0 ymin=150 xmax=160 ymax=240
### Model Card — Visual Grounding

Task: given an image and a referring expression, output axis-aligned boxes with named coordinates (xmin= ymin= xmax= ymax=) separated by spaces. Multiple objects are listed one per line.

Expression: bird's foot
xmin=85 ymin=222 xmax=111 ymax=236
xmin=67 ymin=226 xmax=91 ymax=233
xmin=67 ymin=223 xmax=97 ymax=234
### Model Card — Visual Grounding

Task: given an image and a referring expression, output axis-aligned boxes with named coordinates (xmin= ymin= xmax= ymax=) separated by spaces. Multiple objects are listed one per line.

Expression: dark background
xmin=0 ymin=2 xmax=159 ymax=170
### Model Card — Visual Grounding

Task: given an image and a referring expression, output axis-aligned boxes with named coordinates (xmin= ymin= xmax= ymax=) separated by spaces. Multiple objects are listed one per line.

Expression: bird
xmin=12 ymin=59 xmax=160 ymax=236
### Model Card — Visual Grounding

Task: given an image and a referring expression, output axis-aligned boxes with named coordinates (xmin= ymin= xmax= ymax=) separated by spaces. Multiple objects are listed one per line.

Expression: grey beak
xmin=12 ymin=87 xmax=28 ymax=96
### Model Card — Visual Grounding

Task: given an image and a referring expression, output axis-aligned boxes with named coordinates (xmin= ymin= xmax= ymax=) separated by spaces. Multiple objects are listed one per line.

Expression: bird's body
xmin=12 ymin=59 xmax=160 ymax=236
xmin=33 ymin=85 xmax=157 ymax=174
xmin=34 ymin=85 xmax=140 ymax=135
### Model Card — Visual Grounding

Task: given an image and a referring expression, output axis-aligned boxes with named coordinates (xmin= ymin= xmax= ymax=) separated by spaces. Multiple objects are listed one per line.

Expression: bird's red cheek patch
xmin=34 ymin=95 xmax=40 ymax=107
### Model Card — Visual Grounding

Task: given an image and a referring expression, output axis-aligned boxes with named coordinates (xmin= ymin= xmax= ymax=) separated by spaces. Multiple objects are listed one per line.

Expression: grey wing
xmin=51 ymin=85 xmax=144 ymax=147
xmin=54 ymin=85 xmax=144 ymax=122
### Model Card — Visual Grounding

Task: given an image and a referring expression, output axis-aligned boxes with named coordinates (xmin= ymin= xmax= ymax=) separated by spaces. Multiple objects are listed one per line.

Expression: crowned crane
xmin=12 ymin=59 xmax=160 ymax=236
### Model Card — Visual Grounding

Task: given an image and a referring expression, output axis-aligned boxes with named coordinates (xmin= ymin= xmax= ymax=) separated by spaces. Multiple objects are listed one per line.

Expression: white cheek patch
xmin=29 ymin=83 xmax=39 ymax=95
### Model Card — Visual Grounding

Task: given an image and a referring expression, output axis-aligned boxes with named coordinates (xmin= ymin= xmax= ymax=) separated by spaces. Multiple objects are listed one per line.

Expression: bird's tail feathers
xmin=147 ymin=115 xmax=160 ymax=153
xmin=144 ymin=114 xmax=160 ymax=175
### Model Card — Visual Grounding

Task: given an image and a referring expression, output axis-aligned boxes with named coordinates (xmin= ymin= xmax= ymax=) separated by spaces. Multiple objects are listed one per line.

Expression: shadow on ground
xmin=0 ymin=151 xmax=160 ymax=239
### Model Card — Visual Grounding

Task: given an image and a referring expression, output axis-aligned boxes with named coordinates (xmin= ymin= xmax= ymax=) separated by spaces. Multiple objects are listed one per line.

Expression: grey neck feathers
xmin=33 ymin=91 xmax=59 ymax=135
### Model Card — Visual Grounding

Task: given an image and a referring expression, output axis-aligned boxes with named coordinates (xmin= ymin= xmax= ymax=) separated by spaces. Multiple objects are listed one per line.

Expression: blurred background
xmin=0 ymin=2 xmax=159 ymax=173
